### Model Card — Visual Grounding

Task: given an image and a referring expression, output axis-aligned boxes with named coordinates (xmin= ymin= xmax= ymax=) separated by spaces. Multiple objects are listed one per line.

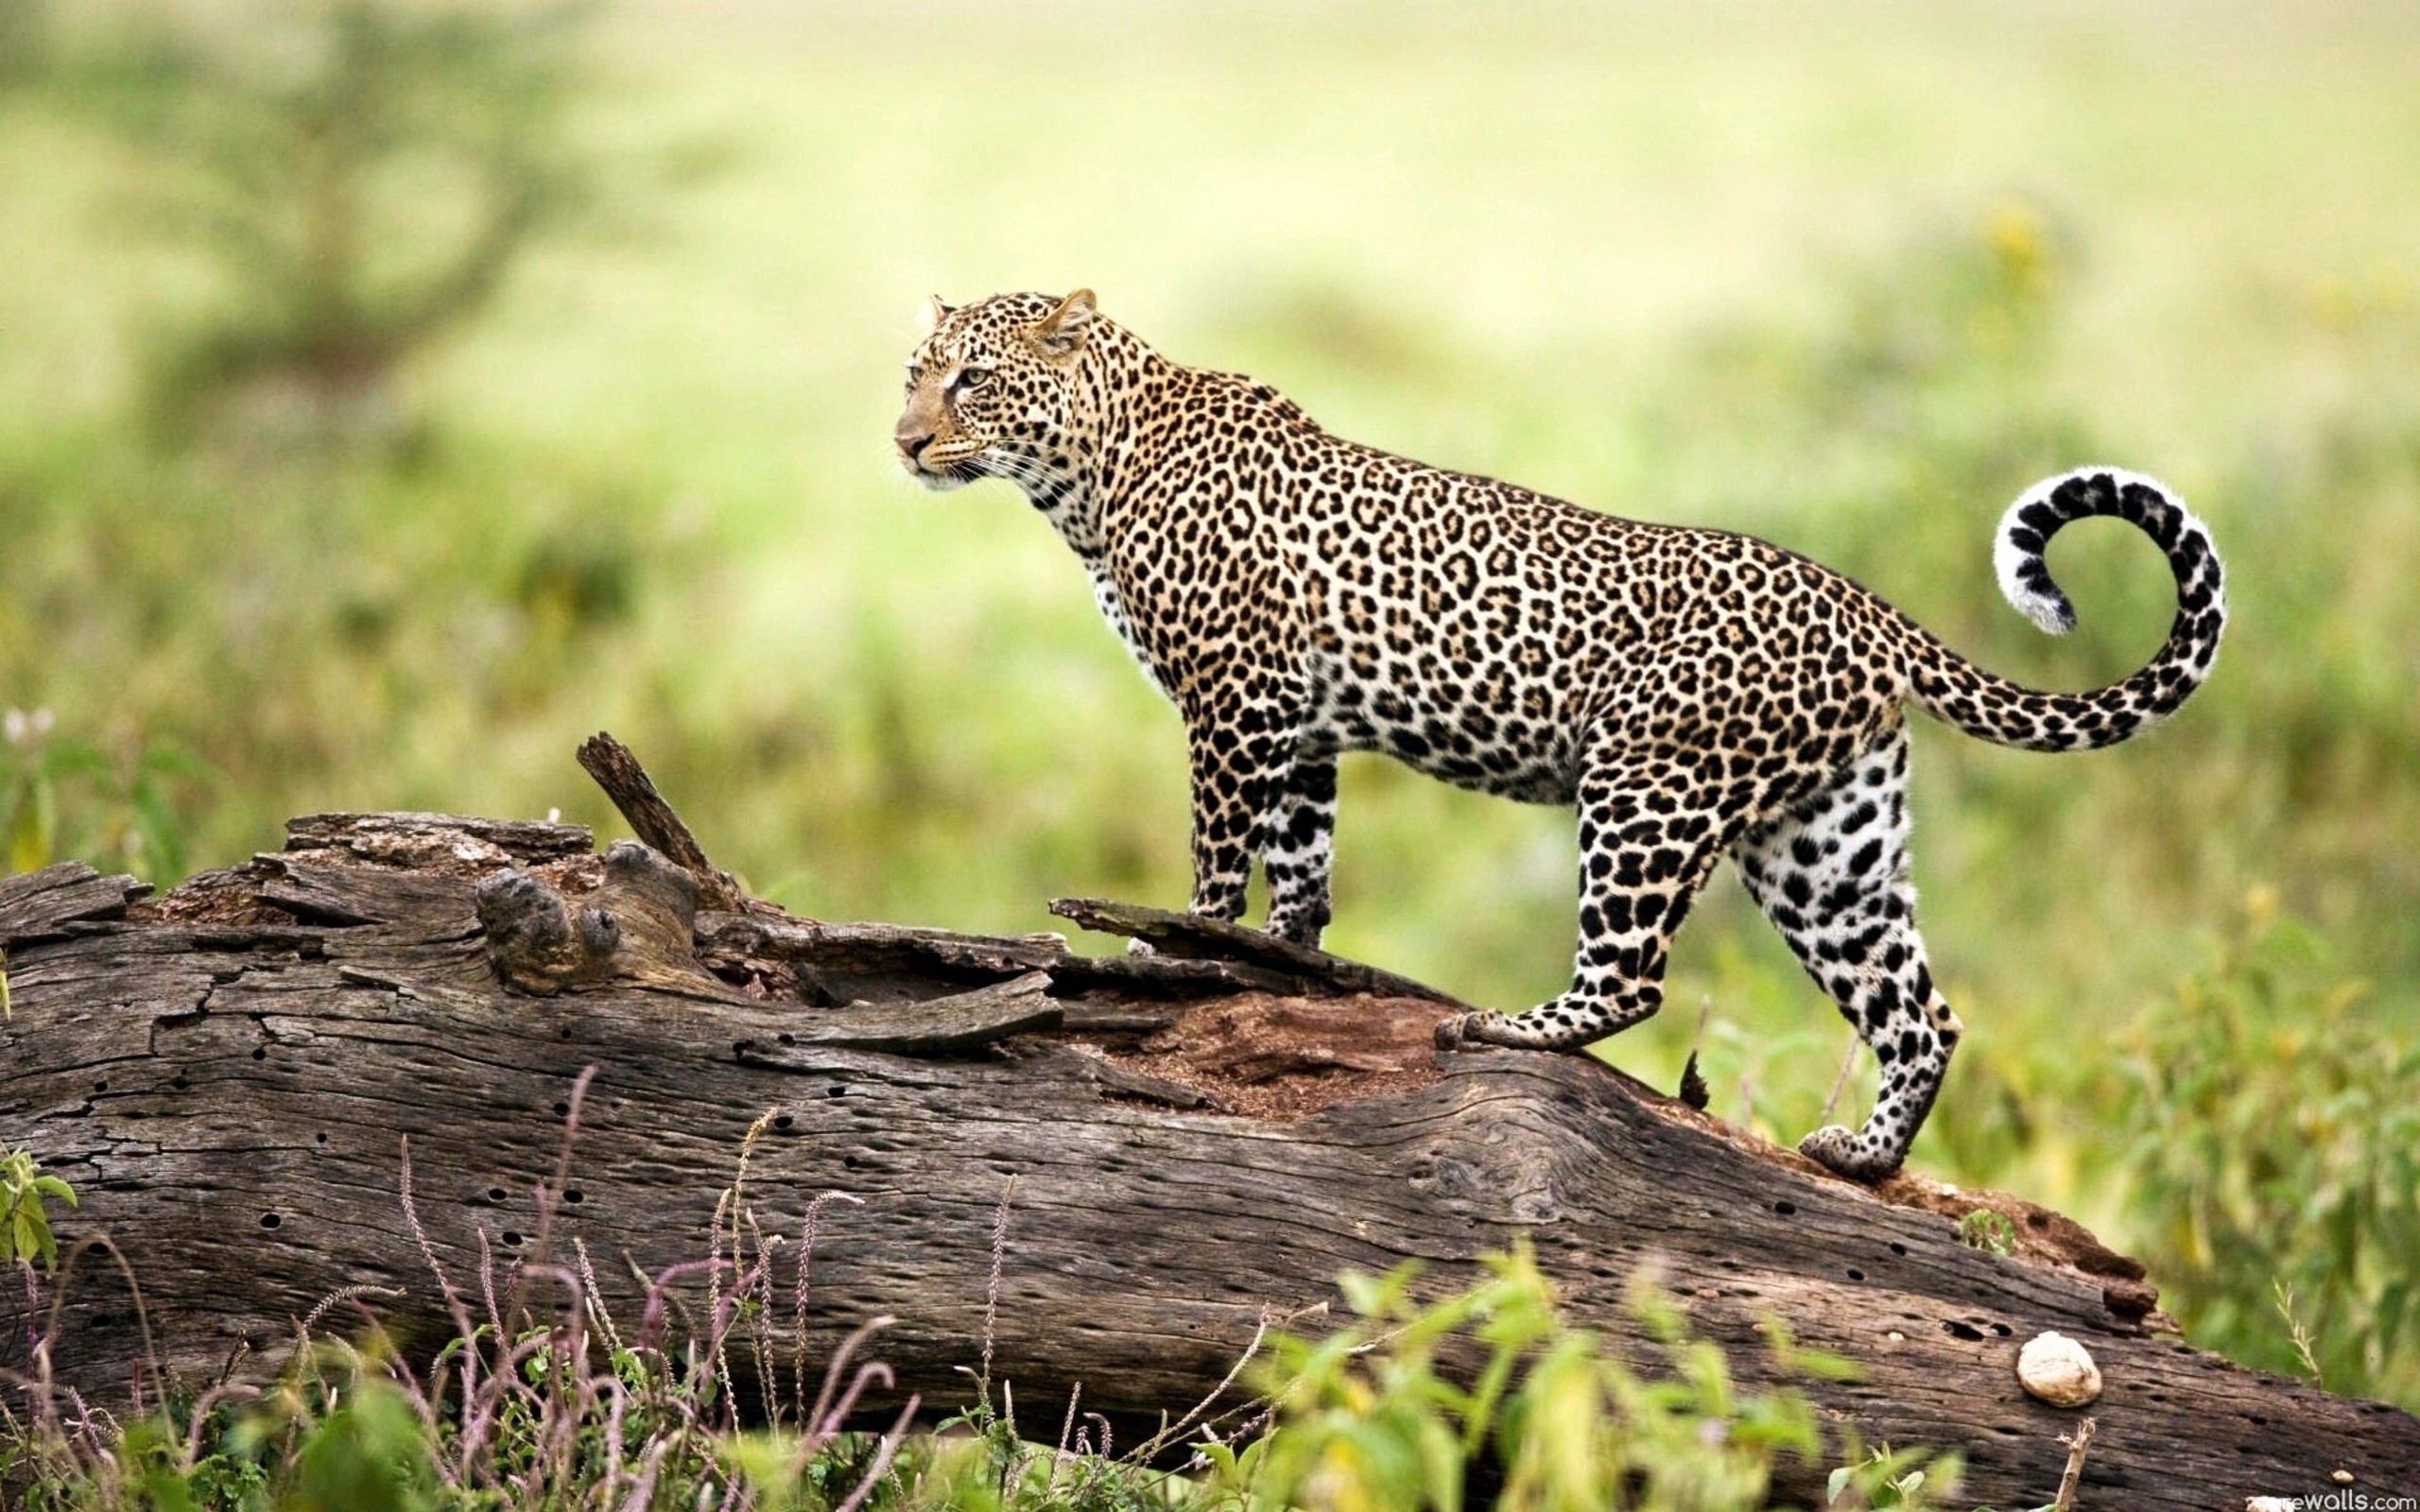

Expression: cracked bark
xmin=2 ymin=746 xmax=2414 ymax=1510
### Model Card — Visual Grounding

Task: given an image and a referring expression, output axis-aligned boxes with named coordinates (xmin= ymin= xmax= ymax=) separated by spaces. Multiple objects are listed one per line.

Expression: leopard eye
xmin=955 ymin=367 xmax=992 ymax=390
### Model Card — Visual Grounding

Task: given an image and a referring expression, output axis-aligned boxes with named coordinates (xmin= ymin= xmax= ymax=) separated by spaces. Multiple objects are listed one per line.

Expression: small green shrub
xmin=0 ymin=1148 xmax=78 ymax=1274
xmin=1955 ymin=1212 xmax=2014 ymax=1257
xmin=2106 ymin=894 xmax=2420 ymax=1402
xmin=1205 ymin=1244 xmax=1959 ymax=1512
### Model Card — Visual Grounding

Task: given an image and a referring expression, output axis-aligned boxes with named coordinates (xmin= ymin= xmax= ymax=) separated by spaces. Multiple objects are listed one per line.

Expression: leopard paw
xmin=1797 ymin=1125 xmax=1901 ymax=1184
xmin=1434 ymin=1011 xmax=1512 ymax=1050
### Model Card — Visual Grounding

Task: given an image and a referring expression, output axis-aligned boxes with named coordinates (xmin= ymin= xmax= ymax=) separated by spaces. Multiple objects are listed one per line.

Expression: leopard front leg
xmin=1182 ymin=701 xmax=1303 ymax=925
xmin=1261 ymin=747 xmax=1337 ymax=947
xmin=1438 ymin=753 xmax=1737 ymax=1053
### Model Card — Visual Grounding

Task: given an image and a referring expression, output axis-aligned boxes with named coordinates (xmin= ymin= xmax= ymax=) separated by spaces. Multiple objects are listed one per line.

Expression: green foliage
xmin=2 ymin=709 xmax=209 ymax=884
xmin=1825 ymin=1446 xmax=1966 ymax=1512
xmin=6 ymin=1237 xmax=1967 ymax=1512
xmin=53 ymin=0 xmax=599 ymax=437
xmin=1954 ymin=1212 xmax=2014 ymax=1258
xmin=280 ymin=1375 xmax=443 ymax=1512
xmin=1 ymin=1147 xmax=78 ymax=1273
xmin=7 ymin=1357 xmax=444 ymax=1512
xmin=1206 ymin=1245 xmax=1953 ymax=1512
xmin=2104 ymin=897 xmax=2420 ymax=1401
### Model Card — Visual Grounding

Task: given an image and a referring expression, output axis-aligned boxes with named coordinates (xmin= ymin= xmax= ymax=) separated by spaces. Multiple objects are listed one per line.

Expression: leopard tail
xmin=1899 ymin=467 xmax=2225 ymax=752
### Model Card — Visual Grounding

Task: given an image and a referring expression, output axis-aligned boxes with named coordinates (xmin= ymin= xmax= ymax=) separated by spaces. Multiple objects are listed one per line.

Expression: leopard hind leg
xmin=1733 ymin=726 xmax=1962 ymax=1182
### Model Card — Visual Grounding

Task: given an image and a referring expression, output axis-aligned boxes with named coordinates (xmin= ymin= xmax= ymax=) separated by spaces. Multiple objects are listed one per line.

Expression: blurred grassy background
xmin=3 ymin=0 xmax=2415 ymax=1402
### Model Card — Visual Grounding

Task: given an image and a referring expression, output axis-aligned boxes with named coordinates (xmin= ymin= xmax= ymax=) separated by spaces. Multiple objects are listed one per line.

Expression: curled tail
xmin=1905 ymin=468 xmax=2225 ymax=751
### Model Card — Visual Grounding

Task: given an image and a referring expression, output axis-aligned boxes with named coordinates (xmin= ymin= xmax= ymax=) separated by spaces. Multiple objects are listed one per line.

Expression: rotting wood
xmin=1049 ymin=895 xmax=1473 ymax=1010
xmin=0 ymin=862 xmax=149 ymax=941
xmin=3 ymin=743 xmax=2415 ymax=1511
xmin=577 ymin=731 xmax=749 ymax=913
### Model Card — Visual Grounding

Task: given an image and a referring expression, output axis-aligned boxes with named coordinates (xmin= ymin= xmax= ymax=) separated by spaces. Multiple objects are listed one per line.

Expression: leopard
xmin=891 ymin=288 xmax=2225 ymax=1182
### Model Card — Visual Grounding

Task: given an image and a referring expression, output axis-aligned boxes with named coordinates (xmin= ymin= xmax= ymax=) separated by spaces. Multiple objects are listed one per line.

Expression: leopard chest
xmin=1087 ymin=563 xmax=1166 ymax=695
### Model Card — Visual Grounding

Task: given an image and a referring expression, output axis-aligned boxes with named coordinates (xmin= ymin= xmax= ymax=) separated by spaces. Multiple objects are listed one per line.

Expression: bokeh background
xmin=3 ymin=0 xmax=2415 ymax=1403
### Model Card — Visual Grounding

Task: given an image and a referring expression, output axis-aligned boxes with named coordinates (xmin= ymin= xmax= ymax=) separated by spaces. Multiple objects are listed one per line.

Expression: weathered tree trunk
xmin=3 ymin=739 xmax=2413 ymax=1509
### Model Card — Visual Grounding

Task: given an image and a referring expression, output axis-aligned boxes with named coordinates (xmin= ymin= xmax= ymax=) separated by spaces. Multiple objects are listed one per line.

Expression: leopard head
xmin=894 ymin=289 xmax=1098 ymax=493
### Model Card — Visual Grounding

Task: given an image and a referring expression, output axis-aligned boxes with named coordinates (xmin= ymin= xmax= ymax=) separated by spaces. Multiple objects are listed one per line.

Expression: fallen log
xmin=2 ymin=738 xmax=2413 ymax=1509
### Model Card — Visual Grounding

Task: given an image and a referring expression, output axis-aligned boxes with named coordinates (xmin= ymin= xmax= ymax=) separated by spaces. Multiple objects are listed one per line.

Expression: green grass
xmin=3 ymin=0 xmax=2417 ymax=1407
xmin=0 ymin=1226 xmax=1954 ymax=1512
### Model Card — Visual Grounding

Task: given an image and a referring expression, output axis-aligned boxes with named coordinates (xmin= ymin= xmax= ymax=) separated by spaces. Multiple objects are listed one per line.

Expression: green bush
xmin=1205 ymin=1246 xmax=1957 ymax=1512
xmin=2104 ymin=896 xmax=2420 ymax=1400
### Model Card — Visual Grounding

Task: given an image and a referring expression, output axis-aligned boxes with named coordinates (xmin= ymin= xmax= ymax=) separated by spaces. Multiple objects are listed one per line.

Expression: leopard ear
xmin=1033 ymin=288 xmax=1097 ymax=356
xmin=922 ymin=294 xmax=950 ymax=333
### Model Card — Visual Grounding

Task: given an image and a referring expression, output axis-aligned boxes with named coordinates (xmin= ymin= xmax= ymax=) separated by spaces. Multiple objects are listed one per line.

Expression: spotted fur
xmin=893 ymin=290 xmax=2226 ymax=1181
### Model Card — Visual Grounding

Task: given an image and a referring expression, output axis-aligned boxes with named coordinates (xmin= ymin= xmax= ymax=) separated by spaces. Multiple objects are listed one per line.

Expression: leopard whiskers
xmin=975 ymin=448 xmax=1080 ymax=501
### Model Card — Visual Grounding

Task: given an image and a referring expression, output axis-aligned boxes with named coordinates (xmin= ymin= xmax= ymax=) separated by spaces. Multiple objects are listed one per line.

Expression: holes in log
xmin=564 ymin=1189 xmax=583 ymax=1205
xmin=1772 ymin=1200 xmax=1796 ymax=1216
xmin=778 ymin=1032 xmax=796 ymax=1045
xmin=489 ymin=1187 xmax=508 ymax=1202
xmin=553 ymin=1101 xmax=571 ymax=1117
xmin=1888 ymin=1242 xmax=1907 ymax=1256
xmin=171 ymin=1074 xmax=190 ymax=1091
xmin=827 ymin=1085 xmax=846 ymax=1098
xmin=259 ymin=1213 xmax=281 ymax=1229
xmin=1846 ymin=1267 xmax=1865 ymax=1281
xmin=251 ymin=1048 xmax=268 ymax=1061
xmin=93 ymin=1080 xmax=107 ymax=1092
xmin=773 ymin=1114 xmax=797 ymax=1132
xmin=502 ymin=1231 xmax=524 ymax=1246
xmin=1943 ymin=1320 xmax=1984 ymax=1341
xmin=315 ymin=1132 xmax=328 ymax=1144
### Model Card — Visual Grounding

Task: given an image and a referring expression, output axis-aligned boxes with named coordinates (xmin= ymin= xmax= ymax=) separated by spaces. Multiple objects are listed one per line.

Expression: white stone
xmin=2015 ymin=1331 xmax=2102 ymax=1407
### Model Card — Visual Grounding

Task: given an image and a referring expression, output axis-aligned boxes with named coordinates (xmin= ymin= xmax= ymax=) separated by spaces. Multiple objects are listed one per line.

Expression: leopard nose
xmin=894 ymin=430 xmax=930 ymax=462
